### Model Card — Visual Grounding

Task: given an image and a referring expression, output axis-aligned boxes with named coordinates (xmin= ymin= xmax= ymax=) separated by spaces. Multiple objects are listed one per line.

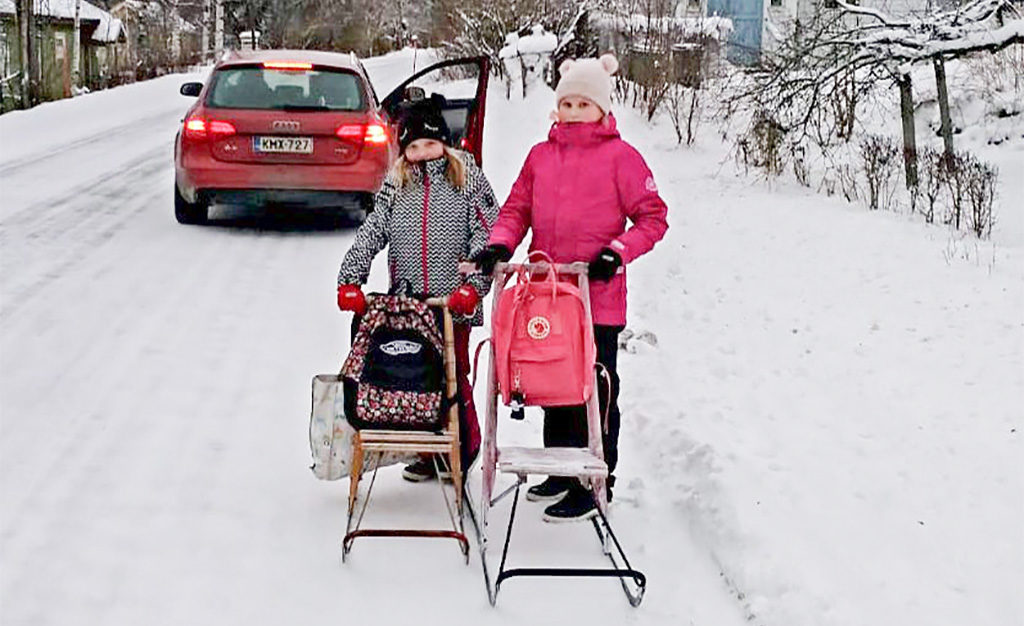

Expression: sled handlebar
xmin=457 ymin=261 xmax=588 ymax=276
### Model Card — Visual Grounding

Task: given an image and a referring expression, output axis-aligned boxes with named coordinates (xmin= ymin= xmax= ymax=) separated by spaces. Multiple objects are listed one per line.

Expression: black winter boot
xmin=525 ymin=476 xmax=573 ymax=502
xmin=542 ymin=485 xmax=598 ymax=523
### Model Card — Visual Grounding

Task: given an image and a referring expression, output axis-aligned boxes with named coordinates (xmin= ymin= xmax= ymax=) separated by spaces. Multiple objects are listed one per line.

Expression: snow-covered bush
xmin=860 ymin=134 xmax=901 ymax=211
xmin=964 ymin=157 xmax=999 ymax=238
xmin=942 ymin=151 xmax=970 ymax=230
xmin=499 ymin=25 xmax=557 ymax=98
xmin=917 ymin=147 xmax=947 ymax=224
xmin=438 ymin=0 xmax=581 ymax=81
xmin=663 ymin=81 xmax=703 ymax=146
xmin=736 ymin=113 xmax=787 ymax=177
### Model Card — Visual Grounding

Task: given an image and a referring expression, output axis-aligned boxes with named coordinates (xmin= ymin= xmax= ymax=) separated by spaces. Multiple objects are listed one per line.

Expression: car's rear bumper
xmin=202 ymin=188 xmax=371 ymax=209
xmin=176 ymin=142 xmax=392 ymax=205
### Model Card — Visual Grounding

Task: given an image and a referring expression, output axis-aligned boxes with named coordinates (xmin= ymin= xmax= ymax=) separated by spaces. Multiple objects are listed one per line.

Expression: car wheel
xmin=174 ymin=183 xmax=209 ymax=225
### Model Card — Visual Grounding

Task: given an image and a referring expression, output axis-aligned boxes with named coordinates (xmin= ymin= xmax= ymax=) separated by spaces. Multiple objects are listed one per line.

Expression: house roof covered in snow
xmin=500 ymin=25 xmax=558 ymax=59
xmin=0 ymin=0 xmax=125 ymax=43
xmin=592 ymin=11 xmax=734 ymax=41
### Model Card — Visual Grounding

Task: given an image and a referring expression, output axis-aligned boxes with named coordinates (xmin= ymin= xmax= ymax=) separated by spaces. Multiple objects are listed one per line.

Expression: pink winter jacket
xmin=488 ymin=115 xmax=669 ymax=326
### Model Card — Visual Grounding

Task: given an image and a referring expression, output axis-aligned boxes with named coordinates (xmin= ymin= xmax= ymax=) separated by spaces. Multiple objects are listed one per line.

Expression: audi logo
xmin=271 ymin=120 xmax=300 ymax=132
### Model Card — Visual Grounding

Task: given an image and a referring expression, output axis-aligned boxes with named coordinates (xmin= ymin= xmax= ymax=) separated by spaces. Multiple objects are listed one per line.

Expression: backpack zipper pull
xmin=509 ymin=392 xmax=526 ymax=420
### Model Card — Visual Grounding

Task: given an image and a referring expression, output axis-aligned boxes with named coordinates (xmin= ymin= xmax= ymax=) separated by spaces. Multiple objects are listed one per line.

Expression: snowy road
xmin=0 ymin=55 xmax=746 ymax=625
xmin=2 ymin=50 xmax=1021 ymax=626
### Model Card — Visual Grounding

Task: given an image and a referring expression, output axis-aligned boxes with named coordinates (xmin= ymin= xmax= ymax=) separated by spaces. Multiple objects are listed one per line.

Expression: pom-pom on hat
xmin=397 ymin=93 xmax=452 ymax=151
xmin=554 ymin=53 xmax=619 ymax=114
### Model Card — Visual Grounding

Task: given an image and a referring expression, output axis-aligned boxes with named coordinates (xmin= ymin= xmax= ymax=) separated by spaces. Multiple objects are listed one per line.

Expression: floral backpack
xmin=341 ymin=294 xmax=451 ymax=431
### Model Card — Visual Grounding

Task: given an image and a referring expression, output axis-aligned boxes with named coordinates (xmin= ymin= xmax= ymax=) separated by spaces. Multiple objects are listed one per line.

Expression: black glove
xmin=588 ymin=247 xmax=623 ymax=282
xmin=471 ymin=244 xmax=512 ymax=276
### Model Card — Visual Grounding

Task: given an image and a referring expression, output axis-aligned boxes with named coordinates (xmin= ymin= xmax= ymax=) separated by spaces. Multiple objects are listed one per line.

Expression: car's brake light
xmin=335 ymin=124 xmax=364 ymax=140
xmin=365 ymin=123 xmax=389 ymax=144
xmin=184 ymin=116 xmax=235 ymax=140
xmin=336 ymin=123 xmax=389 ymax=145
xmin=184 ymin=116 xmax=207 ymax=139
xmin=263 ymin=61 xmax=313 ymax=71
xmin=209 ymin=120 xmax=236 ymax=137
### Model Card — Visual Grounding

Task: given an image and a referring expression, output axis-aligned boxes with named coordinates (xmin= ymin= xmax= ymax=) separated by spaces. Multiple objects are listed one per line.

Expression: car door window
xmin=382 ymin=57 xmax=490 ymax=165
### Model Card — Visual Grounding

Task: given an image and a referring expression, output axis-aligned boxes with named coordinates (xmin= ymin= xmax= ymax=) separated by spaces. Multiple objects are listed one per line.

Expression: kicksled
xmin=469 ymin=257 xmax=646 ymax=607
xmin=310 ymin=258 xmax=646 ymax=607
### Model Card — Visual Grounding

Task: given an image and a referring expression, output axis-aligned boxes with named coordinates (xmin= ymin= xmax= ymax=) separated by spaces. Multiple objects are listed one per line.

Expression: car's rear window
xmin=207 ymin=66 xmax=366 ymax=111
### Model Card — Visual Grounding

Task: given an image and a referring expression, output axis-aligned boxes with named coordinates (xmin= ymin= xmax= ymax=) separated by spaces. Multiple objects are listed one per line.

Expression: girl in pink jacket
xmin=473 ymin=53 xmax=668 ymax=522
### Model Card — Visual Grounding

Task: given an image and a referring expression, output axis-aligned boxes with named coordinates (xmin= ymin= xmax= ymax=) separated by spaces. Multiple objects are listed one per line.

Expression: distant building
xmin=109 ymin=0 xmax=200 ymax=80
xmin=1 ymin=0 xmax=125 ymax=110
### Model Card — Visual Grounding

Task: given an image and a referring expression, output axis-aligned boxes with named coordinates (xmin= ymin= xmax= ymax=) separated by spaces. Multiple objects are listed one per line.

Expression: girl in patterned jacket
xmin=337 ymin=95 xmax=499 ymax=481
xmin=472 ymin=54 xmax=669 ymax=522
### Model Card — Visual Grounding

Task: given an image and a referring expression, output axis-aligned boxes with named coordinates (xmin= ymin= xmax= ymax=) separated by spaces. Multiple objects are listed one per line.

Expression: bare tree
xmin=724 ymin=0 xmax=1022 ymax=183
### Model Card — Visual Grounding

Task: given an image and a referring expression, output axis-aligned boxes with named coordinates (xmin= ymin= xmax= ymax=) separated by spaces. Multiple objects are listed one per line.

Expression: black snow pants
xmin=542 ymin=325 xmax=623 ymax=485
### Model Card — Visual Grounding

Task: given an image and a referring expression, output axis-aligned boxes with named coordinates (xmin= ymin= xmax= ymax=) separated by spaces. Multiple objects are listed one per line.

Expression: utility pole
xmin=202 ymin=0 xmax=210 ymax=63
xmin=72 ymin=0 xmax=82 ymax=89
xmin=171 ymin=0 xmax=182 ymax=67
xmin=215 ymin=0 xmax=224 ymax=56
xmin=17 ymin=0 xmax=37 ymax=107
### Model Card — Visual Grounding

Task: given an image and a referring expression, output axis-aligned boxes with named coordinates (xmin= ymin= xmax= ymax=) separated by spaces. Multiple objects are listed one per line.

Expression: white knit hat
xmin=554 ymin=53 xmax=619 ymax=114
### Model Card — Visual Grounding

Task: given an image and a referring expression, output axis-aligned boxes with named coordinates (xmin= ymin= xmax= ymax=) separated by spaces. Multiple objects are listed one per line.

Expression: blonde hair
xmin=390 ymin=145 xmax=467 ymax=190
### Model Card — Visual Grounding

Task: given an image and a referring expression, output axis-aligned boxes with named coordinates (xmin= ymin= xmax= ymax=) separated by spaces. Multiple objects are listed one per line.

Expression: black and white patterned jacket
xmin=337 ymin=153 xmax=499 ymax=325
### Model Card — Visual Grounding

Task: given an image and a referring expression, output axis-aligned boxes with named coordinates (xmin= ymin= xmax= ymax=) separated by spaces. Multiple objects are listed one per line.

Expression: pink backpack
xmin=492 ymin=252 xmax=596 ymax=407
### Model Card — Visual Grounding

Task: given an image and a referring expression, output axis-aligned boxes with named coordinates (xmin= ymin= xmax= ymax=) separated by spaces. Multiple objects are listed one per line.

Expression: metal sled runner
xmin=342 ymin=296 xmax=470 ymax=562
xmin=473 ymin=261 xmax=647 ymax=607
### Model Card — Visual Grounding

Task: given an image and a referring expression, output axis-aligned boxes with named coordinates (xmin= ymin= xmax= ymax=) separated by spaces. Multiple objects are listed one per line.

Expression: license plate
xmin=254 ymin=136 xmax=313 ymax=154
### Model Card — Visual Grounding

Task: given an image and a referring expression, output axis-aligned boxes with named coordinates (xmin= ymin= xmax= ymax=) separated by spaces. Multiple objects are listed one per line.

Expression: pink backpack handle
xmin=520 ymin=250 xmax=559 ymax=300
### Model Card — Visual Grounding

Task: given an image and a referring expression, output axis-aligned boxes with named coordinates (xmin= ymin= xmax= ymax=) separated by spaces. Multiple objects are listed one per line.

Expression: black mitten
xmin=588 ymin=247 xmax=622 ymax=282
xmin=471 ymin=244 xmax=512 ymax=276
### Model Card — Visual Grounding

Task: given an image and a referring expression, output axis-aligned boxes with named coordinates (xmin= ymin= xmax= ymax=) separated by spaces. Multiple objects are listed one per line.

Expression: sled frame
xmin=342 ymin=297 xmax=470 ymax=562
xmin=474 ymin=261 xmax=647 ymax=606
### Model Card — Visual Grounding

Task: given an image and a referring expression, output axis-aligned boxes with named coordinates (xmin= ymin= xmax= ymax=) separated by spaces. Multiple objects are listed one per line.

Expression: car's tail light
xmin=336 ymin=123 xmax=390 ymax=145
xmin=208 ymin=120 xmax=236 ymax=137
xmin=184 ymin=116 xmax=207 ymax=139
xmin=184 ymin=116 xmax=236 ymax=141
xmin=365 ymin=123 xmax=389 ymax=144
xmin=335 ymin=124 xmax=364 ymax=140
xmin=263 ymin=61 xmax=313 ymax=71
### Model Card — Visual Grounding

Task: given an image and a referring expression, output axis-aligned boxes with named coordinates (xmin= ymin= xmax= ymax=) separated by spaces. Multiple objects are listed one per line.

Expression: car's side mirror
xmin=404 ymin=86 xmax=425 ymax=102
xmin=180 ymin=82 xmax=203 ymax=97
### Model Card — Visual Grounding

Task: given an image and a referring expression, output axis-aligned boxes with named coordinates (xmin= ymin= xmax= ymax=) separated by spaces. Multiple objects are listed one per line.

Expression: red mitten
xmin=448 ymin=285 xmax=480 ymax=316
xmin=337 ymin=284 xmax=367 ymax=315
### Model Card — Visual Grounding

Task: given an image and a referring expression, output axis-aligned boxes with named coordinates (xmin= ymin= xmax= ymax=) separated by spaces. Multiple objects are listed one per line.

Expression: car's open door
xmin=381 ymin=56 xmax=490 ymax=166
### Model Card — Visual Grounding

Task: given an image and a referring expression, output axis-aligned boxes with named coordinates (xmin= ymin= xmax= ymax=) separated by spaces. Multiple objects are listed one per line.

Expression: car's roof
xmin=217 ymin=49 xmax=362 ymax=71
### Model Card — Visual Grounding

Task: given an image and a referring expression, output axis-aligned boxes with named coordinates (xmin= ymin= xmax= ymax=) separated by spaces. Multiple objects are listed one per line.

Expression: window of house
xmin=55 ymin=32 xmax=66 ymax=61
xmin=0 ymin=29 xmax=9 ymax=75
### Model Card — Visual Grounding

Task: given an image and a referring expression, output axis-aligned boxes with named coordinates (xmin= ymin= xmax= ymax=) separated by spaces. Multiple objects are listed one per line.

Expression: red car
xmin=175 ymin=50 xmax=488 ymax=225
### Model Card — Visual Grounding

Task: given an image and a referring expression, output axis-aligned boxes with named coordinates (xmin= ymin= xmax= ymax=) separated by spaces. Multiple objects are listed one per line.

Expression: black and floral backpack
xmin=341 ymin=294 xmax=453 ymax=431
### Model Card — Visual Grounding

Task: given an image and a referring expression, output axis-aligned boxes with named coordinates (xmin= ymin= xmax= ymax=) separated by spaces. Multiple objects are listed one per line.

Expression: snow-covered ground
xmin=1 ymin=48 xmax=1021 ymax=626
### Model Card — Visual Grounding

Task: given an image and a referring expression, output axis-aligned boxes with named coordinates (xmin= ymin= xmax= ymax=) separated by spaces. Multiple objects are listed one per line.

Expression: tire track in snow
xmin=0 ymin=146 xmax=169 ymax=318
xmin=0 ymin=106 xmax=183 ymax=177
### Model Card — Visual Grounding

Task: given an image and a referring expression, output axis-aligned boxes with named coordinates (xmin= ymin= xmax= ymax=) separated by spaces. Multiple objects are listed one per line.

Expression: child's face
xmin=404 ymin=138 xmax=445 ymax=162
xmin=557 ymin=97 xmax=605 ymax=124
